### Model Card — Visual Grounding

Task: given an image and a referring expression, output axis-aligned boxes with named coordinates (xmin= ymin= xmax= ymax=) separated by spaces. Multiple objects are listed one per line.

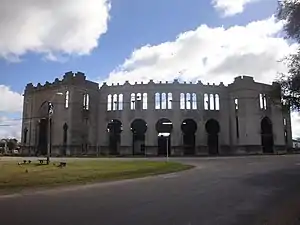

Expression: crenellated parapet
xmin=24 ymin=71 xmax=98 ymax=94
xmin=234 ymin=75 xmax=254 ymax=83
xmin=99 ymin=78 xmax=226 ymax=93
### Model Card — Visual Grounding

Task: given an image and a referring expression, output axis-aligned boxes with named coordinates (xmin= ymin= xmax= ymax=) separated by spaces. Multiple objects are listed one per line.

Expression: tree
xmin=7 ymin=138 xmax=18 ymax=150
xmin=277 ymin=0 xmax=300 ymax=42
xmin=275 ymin=0 xmax=300 ymax=110
xmin=0 ymin=138 xmax=18 ymax=151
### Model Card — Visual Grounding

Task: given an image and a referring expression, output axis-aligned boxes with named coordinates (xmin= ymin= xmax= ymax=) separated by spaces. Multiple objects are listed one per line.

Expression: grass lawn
xmin=0 ymin=159 xmax=193 ymax=193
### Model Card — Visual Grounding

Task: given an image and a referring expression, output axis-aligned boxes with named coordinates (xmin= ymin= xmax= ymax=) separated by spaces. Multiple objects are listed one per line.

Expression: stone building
xmin=21 ymin=71 xmax=293 ymax=156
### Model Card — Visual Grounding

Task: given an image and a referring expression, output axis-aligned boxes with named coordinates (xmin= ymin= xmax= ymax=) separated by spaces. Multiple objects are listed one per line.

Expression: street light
xmin=46 ymin=92 xmax=64 ymax=165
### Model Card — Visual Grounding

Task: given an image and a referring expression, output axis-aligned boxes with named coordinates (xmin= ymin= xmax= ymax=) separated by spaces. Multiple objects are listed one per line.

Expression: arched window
xmin=83 ymin=93 xmax=89 ymax=110
xmin=83 ymin=94 xmax=86 ymax=108
xmin=161 ymin=93 xmax=167 ymax=109
xmin=215 ymin=94 xmax=220 ymax=111
xmin=113 ymin=94 xmax=118 ymax=111
xmin=234 ymin=98 xmax=238 ymax=110
xmin=259 ymin=93 xmax=263 ymax=109
xmin=137 ymin=93 xmax=142 ymax=101
xmin=86 ymin=94 xmax=89 ymax=110
xmin=259 ymin=93 xmax=267 ymax=110
xmin=23 ymin=128 xmax=28 ymax=144
xmin=143 ymin=93 xmax=147 ymax=109
xmin=168 ymin=93 xmax=172 ymax=109
xmin=65 ymin=91 xmax=69 ymax=109
xmin=107 ymin=94 xmax=112 ymax=111
xmin=263 ymin=95 xmax=267 ymax=110
xmin=284 ymin=130 xmax=288 ymax=144
xmin=131 ymin=93 xmax=136 ymax=110
xmin=180 ymin=93 xmax=185 ymax=109
xmin=192 ymin=93 xmax=197 ymax=110
xmin=186 ymin=93 xmax=191 ymax=110
xmin=204 ymin=93 xmax=209 ymax=110
xmin=210 ymin=94 xmax=215 ymax=110
xmin=155 ymin=93 xmax=160 ymax=109
xmin=63 ymin=123 xmax=68 ymax=144
xmin=118 ymin=94 xmax=123 ymax=110
xmin=236 ymin=116 xmax=239 ymax=139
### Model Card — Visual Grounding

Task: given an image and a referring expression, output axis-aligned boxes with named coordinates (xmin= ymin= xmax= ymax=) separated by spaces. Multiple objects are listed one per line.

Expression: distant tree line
xmin=0 ymin=138 xmax=18 ymax=152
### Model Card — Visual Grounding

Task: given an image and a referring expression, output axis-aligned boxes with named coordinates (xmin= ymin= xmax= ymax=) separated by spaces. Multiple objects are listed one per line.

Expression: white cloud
xmin=0 ymin=85 xmax=23 ymax=139
xmin=0 ymin=85 xmax=23 ymax=112
xmin=0 ymin=116 xmax=21 ymax=140
xmin=102 ymin=16 xmax=300 ymax=138
xmin=0 ymin=0 xmax=111 ymax=61
xmin=212 ymin=0 xmax=262 ymax=17
xmin=104 ymin=16 xmax=296 ymax=86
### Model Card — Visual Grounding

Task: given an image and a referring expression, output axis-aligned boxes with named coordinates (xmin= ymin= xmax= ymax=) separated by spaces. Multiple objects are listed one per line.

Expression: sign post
xmin=166 ymin=136 xmax=169 ymax=162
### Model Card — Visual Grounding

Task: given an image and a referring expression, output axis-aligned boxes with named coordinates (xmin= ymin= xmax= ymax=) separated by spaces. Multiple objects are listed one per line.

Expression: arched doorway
xmin=131 ymin=119 xmax=147 ymax=155
xmin=156 ymin=118 xmax=173 ymax=156
xmin=205 ymin=119 xmax=220 ymax=155
xmin=37 ymin=118 xmax=48 ymax=156
xmin=261 ymin=117 xmax=274 ymax=153
xmin=181 ymin=119 xmax=197 ymax=155
xmin=107 ymin=119 xmax=123 ymax=155
xmin=37 ymin=101 xmax=50 ymax=156
xmin=62 ymin=123 xmax=68 ymax=156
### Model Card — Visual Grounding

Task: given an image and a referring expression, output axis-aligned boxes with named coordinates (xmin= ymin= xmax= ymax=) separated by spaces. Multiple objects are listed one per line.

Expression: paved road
xmin=1 ymin=155 xmax=300 ymax=225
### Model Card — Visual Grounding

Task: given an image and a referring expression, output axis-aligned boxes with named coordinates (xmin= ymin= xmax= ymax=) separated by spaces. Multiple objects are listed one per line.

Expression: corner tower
xmin=21 ymin=71 xmax=99 ymax=156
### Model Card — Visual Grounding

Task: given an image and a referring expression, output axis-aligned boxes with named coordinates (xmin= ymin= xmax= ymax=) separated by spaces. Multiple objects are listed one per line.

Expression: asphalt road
xmin=2 ymin=155 xmax=300 ymax=225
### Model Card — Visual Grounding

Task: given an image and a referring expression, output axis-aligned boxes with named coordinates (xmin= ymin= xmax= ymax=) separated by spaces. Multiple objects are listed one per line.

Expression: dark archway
xmin=181 ymin=119 xmax=197 ymax=155
xmin=156 ymin=118 xmax=173 ymax=156
xmin=107 ymin=119 xmax=123 ymax=155
xmin=131 ymin=119 xmax=147 ymax=155
xmin=37 ymin=101 xmax=51 ymax=156
xmin=62 ymin=123 xmax=68 ymax=156
xmin=205 ymin=119 xmax=220 ymax=155
xmin=261 ymin=117 xmax=274 ymax=153
xmin=23 ymin=127 xmax=28 ymax=144
xmin=37 ymin=118 xmax=48 ymax=156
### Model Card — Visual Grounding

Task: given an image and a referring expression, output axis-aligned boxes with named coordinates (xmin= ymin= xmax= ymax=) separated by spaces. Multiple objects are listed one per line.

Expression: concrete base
xmin=20 ymin=144 xmax=290 ymax=157
xmin=120 ymin=146 xmax=132 ymax=155
xmin=229 ymin=145 xmax=263 ymax=155
xmin=145 ymin=146 xmax=158 ymax=156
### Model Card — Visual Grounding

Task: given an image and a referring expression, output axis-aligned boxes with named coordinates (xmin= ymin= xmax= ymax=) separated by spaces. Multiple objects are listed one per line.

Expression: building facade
xmin=21 ymin=71 xmax=293 ymax=156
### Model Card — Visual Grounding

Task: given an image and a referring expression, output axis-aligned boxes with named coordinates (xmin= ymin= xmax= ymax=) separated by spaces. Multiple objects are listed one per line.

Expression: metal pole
xmin=45 ymin=92 xmax=63 ymax=164
xmin=46 ymin=111 xmax=51 ymax=165
xmin=166 ymin=136 xmax=169 ymax=162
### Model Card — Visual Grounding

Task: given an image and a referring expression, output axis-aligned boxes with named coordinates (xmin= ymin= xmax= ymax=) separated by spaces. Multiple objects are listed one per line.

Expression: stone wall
xmin=21 ymin=72 xmax=293 ymax=157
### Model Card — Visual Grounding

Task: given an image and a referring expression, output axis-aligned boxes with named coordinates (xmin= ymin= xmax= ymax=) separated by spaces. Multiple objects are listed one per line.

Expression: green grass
xmin=0 ymin=160 xmax=193 ymax=193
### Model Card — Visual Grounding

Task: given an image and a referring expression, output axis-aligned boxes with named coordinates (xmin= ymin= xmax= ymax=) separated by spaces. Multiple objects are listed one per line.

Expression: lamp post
xmin=46 ymin=92 xmax=63 ymax=165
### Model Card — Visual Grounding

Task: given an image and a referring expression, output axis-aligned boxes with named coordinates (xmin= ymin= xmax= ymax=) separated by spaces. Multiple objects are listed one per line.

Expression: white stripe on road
xmin=162 ymin=174 xmax=178 ymax=179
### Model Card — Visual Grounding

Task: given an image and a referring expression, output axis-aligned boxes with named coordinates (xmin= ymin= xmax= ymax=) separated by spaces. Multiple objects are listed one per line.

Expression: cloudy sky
xmin=0 ymin=0 xmax=299 ymax=139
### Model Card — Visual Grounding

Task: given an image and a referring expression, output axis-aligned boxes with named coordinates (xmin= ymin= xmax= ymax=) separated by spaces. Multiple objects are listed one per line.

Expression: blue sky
xmin=1 ymin=0 xmax=299 ymax=138
xmin=0 ymin=0 xmax=276 ymax=93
